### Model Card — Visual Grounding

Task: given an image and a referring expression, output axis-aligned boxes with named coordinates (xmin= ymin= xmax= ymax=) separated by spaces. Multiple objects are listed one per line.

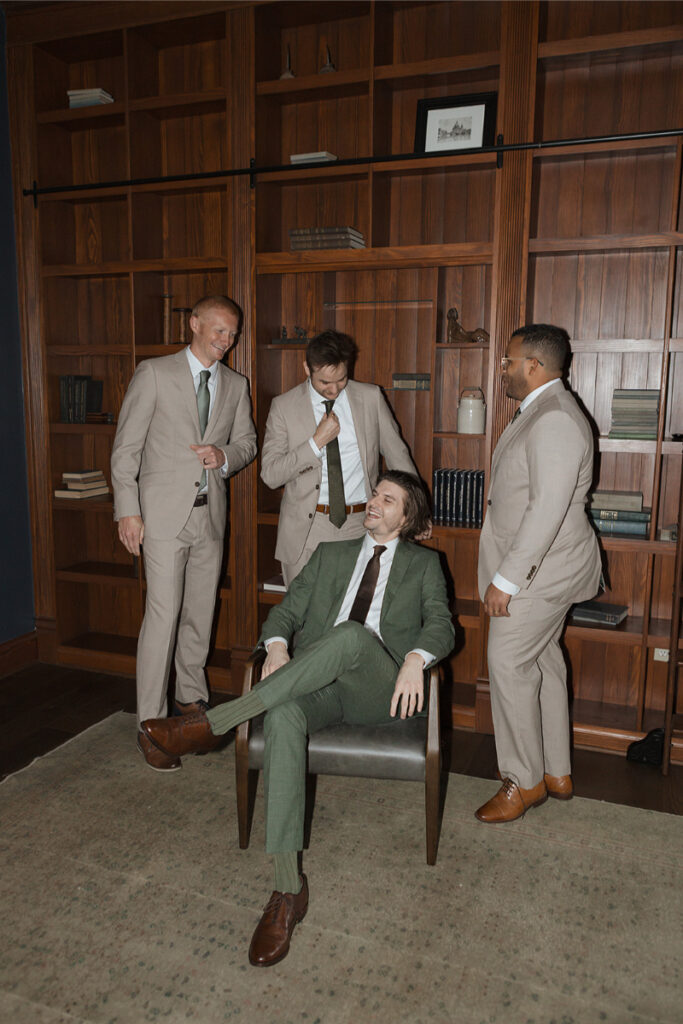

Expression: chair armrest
xmin=425 ymin=665 xmax=441 ymax=767
xmin=241 ymin=647 xmax=267 ymax=696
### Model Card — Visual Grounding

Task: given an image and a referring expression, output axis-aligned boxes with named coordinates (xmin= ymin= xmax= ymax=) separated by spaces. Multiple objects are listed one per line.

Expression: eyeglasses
xmin=501 ymin=355 xmax=544 ymax=369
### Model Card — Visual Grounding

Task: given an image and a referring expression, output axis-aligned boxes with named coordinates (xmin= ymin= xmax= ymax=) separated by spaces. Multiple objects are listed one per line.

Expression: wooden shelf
xmin=129 ymin=90 xmax=226 ymax=115
xmin=529 ymin=232 xmax=683 ymax=254
xmin=538 ymin=25 xmax=683 ymax=62
xmin=256 ymin=242 xmax=493 ymax=273
xmin=36 ymin=103 xmax=126 ymax=127
xmin=53 ymin=495 xmax=113 ymax=511
xmin=43 ymin=257 xmax=228 ymax=277
xmin=374 ymin=52 xmax=500 ymax=81
xmin=257 ymin=69 xmax=370 ymax=97
xmin=57 ymin=632 xmax=137 ymax=674
xmin=135 ymin=344 xmax=185 ymax=357
xmin=46 ymin=345 xmax=132 ymax=357
xmin=566 ymin=615 xmax=645 ymax=646
xmin=50 ymin=423 xmax=116 ymax=435
xmin=56 ymin=561 xmax=138 ymax=586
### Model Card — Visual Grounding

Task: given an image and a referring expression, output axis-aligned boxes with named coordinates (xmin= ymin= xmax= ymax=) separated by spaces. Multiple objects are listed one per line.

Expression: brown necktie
xmin=323 ymin=399 xmax=346 ymax=528
xmin=348 ymin=545 xmax=386 ymax=625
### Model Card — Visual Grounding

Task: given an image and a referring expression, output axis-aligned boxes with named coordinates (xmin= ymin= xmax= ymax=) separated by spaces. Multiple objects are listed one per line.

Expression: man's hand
xmin=118 ymin=515 xmax=144 ymax=556
xmin=414 ymin=519 xmax=433 ymax=541
xmin=484 ymin=582 xmax=511 ymax=617
xmin=312 ymin=411 xmax=340 ymax=449
xmin=390 ymin=652 xmax=425 ymax=719
xmin=261 ymin=641 xmax=290 ymax=679
xmin=190 ymin=444 xmax=226 ymax=470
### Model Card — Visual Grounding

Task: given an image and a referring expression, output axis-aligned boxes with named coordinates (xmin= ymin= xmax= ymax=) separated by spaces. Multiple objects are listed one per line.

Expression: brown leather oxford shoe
xmin=544 ymin=773 xmax=573 ymax=799
xmin=249 ymin=875 xmax=309 ymax=967
xmin=142 ymin=710 xmax=222 ymax=758
xmin=137 ymin=731 xmax=181 ymax=772
xmin=475 ymin=778 xmax=547 ymax=823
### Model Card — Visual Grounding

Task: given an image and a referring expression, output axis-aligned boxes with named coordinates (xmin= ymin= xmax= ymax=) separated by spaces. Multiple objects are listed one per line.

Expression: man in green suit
xmin=142 ymin=470 xmax=454 ymax=967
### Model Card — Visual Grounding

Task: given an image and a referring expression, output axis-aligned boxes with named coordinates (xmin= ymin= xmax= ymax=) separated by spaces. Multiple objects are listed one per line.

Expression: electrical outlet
xmin=654 ymin=648 xmax=670 ymax=662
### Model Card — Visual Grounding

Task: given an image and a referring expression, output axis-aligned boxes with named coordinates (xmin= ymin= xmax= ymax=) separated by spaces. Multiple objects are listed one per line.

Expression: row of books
xmin=59 ymin=375 xmax=103 ymax=424
xmin=67 ymin=88 xmax=114 ymax=108
xmin=54 ymin=469 xmax=110 ymax=500
xmin=289 ymin=226 xmax=366 ymax=250
xmin=432 ymin=469 xmax=485 ymax=528
xmin=608 ymin=389 xmax=659 ymax=440
xmin=588 ymin=489 xmax=650 ymax=537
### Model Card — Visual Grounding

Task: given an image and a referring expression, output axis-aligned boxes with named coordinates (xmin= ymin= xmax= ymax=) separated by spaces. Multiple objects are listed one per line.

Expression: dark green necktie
xmin=323 ymin=398 xmax=346 ymax=528
xmin=197 ymin=369 xmax=211 ymax=489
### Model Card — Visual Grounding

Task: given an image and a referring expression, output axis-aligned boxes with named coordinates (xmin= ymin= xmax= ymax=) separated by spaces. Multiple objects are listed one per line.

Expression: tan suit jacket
xmin=260 ymin=379 xmax=417 ymax=565
xmin=111 ymin=350 xmax=257 ymax=540
xmin=478 ymin=379 xmax=601 ymax=603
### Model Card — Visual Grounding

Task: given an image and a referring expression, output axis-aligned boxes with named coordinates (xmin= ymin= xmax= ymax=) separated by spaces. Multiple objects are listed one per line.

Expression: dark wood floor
xmin=1 ymin=662 xmax=681 ymax=814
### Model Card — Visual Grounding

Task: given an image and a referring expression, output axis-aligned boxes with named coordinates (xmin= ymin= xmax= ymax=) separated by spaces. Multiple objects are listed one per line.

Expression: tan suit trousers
xmin=281 ymin=509 xmax=366 ymax=587
xmin=137 ymin=504 xmax=223 ymax=724
xmin=487 ymin=595 xmax=571 ymax=790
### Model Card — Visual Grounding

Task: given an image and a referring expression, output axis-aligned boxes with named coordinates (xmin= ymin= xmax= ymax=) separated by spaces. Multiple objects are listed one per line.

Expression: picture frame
xmin=414 ymin=92 xmax=497 ymax=155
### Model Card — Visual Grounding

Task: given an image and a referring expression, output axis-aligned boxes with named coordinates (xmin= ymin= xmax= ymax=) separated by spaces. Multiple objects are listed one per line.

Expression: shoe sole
xmin=137 ymin=741 xmax=181 ymax=773
xmin=547 ymin=791 xmax=573 ymax=800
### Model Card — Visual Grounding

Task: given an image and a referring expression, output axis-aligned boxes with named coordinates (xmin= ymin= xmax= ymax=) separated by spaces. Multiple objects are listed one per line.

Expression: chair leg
xmin=425 ymin=757 xmax=441 ymax=865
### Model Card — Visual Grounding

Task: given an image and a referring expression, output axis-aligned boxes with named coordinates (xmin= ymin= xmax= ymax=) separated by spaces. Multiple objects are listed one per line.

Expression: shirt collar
xmin=519 ymin=377 xmax=561 ymax=413
xmin=362 ymin=532 xmax=400 ymax=556
xmin=186 ymin=345 xmax=218 ymax=380
xmin=308 ymin=379 xmax=349 ymax=410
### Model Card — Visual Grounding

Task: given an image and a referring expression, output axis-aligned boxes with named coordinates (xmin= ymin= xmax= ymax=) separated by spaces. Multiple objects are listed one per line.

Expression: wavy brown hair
xmin=375 ymin=470 xmax=430 ymax=541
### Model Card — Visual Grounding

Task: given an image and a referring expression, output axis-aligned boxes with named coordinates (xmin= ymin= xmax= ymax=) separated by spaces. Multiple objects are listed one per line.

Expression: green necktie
xmin=197 ymin=369 xmax=211 ymax=490
xmin=323 ymin=398 xmax=346 ymax=528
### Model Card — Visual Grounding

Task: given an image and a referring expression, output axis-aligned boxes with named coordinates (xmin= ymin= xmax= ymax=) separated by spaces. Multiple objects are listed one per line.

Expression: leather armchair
xmin=235 ymin=649 xmax=444 ymax=864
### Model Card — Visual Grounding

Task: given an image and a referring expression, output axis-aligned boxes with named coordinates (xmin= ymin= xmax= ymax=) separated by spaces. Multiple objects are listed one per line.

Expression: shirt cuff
xmin=264 ymin=636 xmax=288 ymax=650
xmin=219 ymin=459 xmax=229 ymax=478
xmin=492 ymin=572 xmax=520 ymax=596
xmin=308 ymin=437 xmax=323 ymax=458
xmin=408 ymin=648 xmax=434 ymax=668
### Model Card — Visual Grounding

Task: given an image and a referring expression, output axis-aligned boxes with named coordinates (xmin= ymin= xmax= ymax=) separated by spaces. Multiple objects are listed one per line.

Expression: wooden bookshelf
xmin=5 ymin=0 xmax=683 ymax=760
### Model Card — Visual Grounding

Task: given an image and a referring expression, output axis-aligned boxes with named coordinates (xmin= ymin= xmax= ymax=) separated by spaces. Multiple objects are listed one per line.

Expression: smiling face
xmin=363 ymin=479 xmax=408 ymax=543
xmin=189 ymin=307 xmax=240 ymax=367
xmin=304 ymin=361 xmax=349 ymax=401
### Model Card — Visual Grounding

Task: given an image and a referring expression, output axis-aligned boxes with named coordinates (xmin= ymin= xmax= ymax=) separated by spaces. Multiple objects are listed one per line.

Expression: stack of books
xmin=261 ymin=574 xmax=287 ymax=593
xmin=570 ymin=600 xmax=629 ymax=628
xmin=54 ymin=470 xmax=111 ymax=500
xmin=588 ymin=490 xmax=650 ymax=537
xmin=59 ymin=375 xmax=103 ymax=423
xmin=608 ymin=389 xmax=659 ymax=439
xmin=432 ymin=469 xmax=485 ymax=528
xmin=67 ymin=88 xmax=114 ymax=108
xmin=290 ymin=151 xmax=337 ymax=165
xmin=289 ymin=226 xmax=366 ymax=251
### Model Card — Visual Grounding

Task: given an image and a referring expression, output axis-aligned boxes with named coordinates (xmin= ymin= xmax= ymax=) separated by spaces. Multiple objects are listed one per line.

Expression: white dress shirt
xmin=186 ymin=347 xmax=229 ymax=492
xmin=267 ymin=532 xmax=433 ymax=667
xmin=307 ymin=382 xmax=366 ymax=504
xmin=492 ymin=378 xmax=562 ymax=596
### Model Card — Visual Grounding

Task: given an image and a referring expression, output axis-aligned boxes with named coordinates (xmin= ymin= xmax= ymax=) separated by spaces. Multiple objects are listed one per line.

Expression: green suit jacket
xmin=259 ymin=537 xmax=455 ymax=667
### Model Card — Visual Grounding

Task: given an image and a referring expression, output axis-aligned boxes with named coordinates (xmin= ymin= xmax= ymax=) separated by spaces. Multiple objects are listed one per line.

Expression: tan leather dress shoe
xmin=475 ymin=778 xmax=547 ymax=823
xmin=544 ymin=773 xmax=573 ymax=799
xmin=249 ymin=875 xmax=309 ymax=967
xmin=137 ymin=731 xmax=181 ymax=772
xmin=142 ymin=710 xmax=222 ymax=758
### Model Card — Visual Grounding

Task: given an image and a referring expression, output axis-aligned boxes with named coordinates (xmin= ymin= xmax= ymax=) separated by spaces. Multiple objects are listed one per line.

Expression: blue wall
xmin=0 ymin=10 xmax=36 ymax=644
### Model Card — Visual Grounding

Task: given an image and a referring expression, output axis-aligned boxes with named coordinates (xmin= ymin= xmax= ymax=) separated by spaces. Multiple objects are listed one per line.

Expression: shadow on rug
xmin=1 ymin=712 xmax=681 ymax=1024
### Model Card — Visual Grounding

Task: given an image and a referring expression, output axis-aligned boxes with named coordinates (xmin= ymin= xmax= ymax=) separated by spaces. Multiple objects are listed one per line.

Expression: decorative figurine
xmin=294 ymin=326 xmax=308 ymax=340
xmin=280 ymin=45 xmax=294 ymax=80
xmin=281 ymin=326 xmax=288 ymax=340
xmin=446 ymin=307 xmax=490 ymax=344
xmin=319 ymin=44 xmax=336 ymax=73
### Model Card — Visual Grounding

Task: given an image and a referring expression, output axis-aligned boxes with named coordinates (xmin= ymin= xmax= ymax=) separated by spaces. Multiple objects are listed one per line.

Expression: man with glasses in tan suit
xmin=476 ymin=324 xmax=601 ymax=823
xmin=111 ymin=295 xmax=257 ymax=772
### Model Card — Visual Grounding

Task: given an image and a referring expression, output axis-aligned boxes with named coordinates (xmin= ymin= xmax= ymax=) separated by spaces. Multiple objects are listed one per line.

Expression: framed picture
xmin=414 ymin=92 xmax=497 ymax=155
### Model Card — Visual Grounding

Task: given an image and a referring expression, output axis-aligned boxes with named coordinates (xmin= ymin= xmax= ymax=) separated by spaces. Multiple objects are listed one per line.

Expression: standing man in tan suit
xmin=476 ymin=324 xmax=601 ymax=823
xmin=111 ymin=295 xmax=257 ymax=772
xmin=261 ymin=330 xmax=419 ymax=586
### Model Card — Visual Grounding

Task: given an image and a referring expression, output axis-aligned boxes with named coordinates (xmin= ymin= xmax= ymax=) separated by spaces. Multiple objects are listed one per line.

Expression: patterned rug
xmin=1 ymin=712 xmax=681 ymax=1024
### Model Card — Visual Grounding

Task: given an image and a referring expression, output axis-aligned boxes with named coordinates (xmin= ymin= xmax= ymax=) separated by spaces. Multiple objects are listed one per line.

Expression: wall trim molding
xmin=0 ymin=630 xmax=38 ymax=678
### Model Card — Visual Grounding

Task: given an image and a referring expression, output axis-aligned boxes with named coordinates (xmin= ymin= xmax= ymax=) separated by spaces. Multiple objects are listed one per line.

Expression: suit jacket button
xmin=315 ymin=484 xmax=319 ymax=490
xmin=194 ymin=481 xmax=200 ymax=487
xmin=308 ymin=513 xmax=313 ymax=519
xmin=487 ymin=499 xmax=492 ymax=506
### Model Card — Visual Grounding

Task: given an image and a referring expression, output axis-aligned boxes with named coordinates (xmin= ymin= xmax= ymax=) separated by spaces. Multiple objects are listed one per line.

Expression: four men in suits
xmin=475 ymin=324 xmax=601 ymax=823
xmin=142 ymin=471 xmax=455 ymax=966
xmin=260 ymin=329 xmax=419 ymax=584
xmin=111 ymin=295 xmax=257 ymax=771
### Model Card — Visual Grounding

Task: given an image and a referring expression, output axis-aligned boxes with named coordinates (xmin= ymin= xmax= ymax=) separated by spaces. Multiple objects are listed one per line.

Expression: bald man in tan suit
xmin=111 ymin=295 xmax=257 ymax=771
xmin=476 ymin=324 xmax=601 ymax=823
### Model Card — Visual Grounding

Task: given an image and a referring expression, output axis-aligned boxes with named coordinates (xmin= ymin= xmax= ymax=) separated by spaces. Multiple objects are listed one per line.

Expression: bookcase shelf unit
xmin=5 ymin=0 xmax=683 ymax=764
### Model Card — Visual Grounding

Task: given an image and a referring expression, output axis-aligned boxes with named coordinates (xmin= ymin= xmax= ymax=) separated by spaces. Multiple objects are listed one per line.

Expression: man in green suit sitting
xmin=142 ymin=470 xmax=454 ymax=967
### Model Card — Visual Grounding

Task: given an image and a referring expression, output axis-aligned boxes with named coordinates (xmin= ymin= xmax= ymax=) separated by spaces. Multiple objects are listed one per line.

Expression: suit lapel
xmin=172 ymin=349 xmax=201 ymax=433
xmin=323 ymin=537 xmax=365 ymax=628
xmin=345 ymin=381 xmax=368 ymax=470
xmin=380 ymin=541 xmax=411 ymax=629
xmin=204 ymin=363 xmax=226 ymax=438
xmin=492 ymin=381 xmax=564 ymax=473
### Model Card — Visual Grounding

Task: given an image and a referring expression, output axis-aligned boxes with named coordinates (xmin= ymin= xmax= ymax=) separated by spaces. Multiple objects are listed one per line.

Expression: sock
xmin=273 ymin=851 xmax=301 ymax=895
xmin=205 ymin=691 xmax=266 ymax=735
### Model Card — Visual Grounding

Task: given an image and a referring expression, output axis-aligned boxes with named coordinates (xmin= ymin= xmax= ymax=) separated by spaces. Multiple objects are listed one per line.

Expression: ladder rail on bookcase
xmin=662 ymin=467 xmax=683 ymax=776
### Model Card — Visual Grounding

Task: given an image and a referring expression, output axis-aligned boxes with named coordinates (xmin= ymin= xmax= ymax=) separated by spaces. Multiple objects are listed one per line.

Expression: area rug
xmin=0 ymin=712 xmax=681 ymax=1024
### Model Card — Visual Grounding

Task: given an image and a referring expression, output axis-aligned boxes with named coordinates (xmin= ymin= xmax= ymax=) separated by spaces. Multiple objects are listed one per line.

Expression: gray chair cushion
xmin=247 ymin=713 xmax=427 ymax=781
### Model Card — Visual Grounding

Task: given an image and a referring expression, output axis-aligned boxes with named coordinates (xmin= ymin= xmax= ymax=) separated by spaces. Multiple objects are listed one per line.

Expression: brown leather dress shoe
xmin=544 ymin=773 xmax=573 ymax=799
xmin=142 ymin=710 xmax=222 ymax=758
xmin=137 ymin=731 xmax=181 ymax=772
xmin=248 ymin=875 xmax=309 ymax=967
xmin=475 ymin=778 xmax=547 ymax=823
